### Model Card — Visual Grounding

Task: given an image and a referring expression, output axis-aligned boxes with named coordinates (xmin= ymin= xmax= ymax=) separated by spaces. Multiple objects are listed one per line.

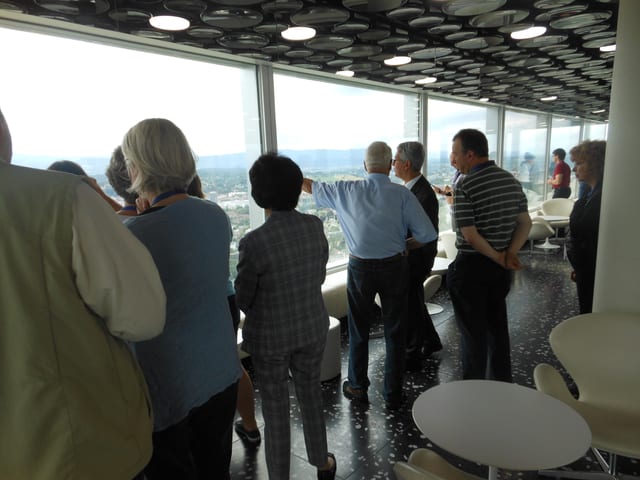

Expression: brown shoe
xmin=317 ymin=452 xmax=336 ymax=480
xmin=342 ymin=381 xmax=369 ymax=404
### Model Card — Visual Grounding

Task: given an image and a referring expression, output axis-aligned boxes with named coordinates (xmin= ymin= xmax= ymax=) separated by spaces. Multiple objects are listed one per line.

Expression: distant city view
xmin=15 ymin=148 xmax=456 ymax=275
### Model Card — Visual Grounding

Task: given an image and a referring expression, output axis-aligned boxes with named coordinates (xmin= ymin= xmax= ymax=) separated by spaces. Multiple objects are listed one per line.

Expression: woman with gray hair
xmin=122 ymin=118 xmax=241 ymax=480
xmin=567 ymin=140 xmax=606 ymax=314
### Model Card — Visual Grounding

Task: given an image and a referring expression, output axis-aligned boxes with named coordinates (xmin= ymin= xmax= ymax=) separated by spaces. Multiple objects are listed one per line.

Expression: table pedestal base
xmin=426 ymin=302 xmax=444 ymax=315
xmin=536 ymin=238 xmax=561 ymax=250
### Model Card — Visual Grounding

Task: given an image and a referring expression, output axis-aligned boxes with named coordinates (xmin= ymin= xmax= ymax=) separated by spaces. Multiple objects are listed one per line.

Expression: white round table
xmin=431 ymin=256 xmax=454 ymax=276
xmin=412 ymin=380 xmax=591 ymax=480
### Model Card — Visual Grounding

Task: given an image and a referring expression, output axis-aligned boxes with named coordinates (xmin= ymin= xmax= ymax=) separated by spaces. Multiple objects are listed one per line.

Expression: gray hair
xmin=106 ymin=146 xmax=138 ymax=204
xmin=122 ymin=118 xmax=196 ymax=195
xmin=365 ymin=141 xmax=392 ymax=170
xmin=0 ymin=108 xmax=12 ymax=165
xmin=397 ymin=141 xmax=425 ymax=172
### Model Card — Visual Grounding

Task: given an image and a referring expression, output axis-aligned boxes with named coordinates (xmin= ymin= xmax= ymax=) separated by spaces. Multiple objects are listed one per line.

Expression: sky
xmin=0 ymin=27 xmax=251 ymax=157
xmin=0 ymin=24 xmax=416 ymax=162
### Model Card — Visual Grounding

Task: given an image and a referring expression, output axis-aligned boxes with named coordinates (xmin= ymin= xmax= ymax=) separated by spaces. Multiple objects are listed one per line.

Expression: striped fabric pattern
xmin=454 ymin=164 xmax=528 ymax=254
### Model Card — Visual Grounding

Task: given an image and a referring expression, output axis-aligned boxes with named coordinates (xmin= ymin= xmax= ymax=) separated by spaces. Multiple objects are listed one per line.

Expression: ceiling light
xmin=511 ymin=26 xmax=547 ymax=40
xmin=415 ymin=76 xmax=437 ymax=85
xmin=540 ymin=95 xmax=558 ymax=102
xmin=384 ymin=56 xmax=411 ymax=66
xmin=479 ymin=97 xmax=490 ymax=102
xmin=149 ymin=15 xmax=190 ymax=31
xmin=600 ymin=44 xmax=616 ymax=52
xmin=336 ymin=70 xmax=354 ymax=77
xmin=281 ymin=26 xmax=316 ymax=41
xmin=592 ymin=109 xmax=606 ymax=114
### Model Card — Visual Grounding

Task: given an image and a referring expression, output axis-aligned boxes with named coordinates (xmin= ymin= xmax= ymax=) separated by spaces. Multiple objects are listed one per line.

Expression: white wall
xmin=593 ymin=0 xmax=640 ymax=314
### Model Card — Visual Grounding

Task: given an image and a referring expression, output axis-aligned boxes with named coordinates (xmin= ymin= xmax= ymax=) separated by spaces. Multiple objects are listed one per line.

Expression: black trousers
xmin=406 ymin=271 xmax=441 ymax=358
xmin=447 ymin=254 xmax=513 ymax=382
xmin=144 ymin=381 xmax=238 ymax=480
xmin=553 ymin=186 xmax=571 ymax=198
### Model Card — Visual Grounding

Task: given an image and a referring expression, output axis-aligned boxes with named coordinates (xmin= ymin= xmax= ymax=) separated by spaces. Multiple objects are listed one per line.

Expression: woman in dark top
xmin=567 ymin=140 xmax=606 ymax=314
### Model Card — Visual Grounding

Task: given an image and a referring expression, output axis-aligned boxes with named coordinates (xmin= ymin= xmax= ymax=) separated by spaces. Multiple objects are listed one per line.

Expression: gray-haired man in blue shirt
xmin=302 ymin=141 xmax=437 ymax=409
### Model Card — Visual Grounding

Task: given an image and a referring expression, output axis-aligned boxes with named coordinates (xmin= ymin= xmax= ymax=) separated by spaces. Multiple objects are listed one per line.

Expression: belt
xmin=349 ymin=252 xmax=407 ymax=263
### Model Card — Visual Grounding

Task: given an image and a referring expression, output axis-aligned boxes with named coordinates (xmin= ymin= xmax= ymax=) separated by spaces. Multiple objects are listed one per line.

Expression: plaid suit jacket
xmin=235 ymin=210 xmax=329 ymax=355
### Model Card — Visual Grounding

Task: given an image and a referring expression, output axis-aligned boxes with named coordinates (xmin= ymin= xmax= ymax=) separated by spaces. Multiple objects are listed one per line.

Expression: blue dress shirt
xmin=312 ymin=173 xmax=437 ymax=259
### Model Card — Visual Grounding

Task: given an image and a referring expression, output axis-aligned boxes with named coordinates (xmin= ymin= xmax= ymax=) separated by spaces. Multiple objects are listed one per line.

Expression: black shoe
xmin=422 ymin=342 xmax=443 ymax=358
xmin=385 ymin=396 xmax=404 ymax=411
xmin=405 ymin=355 xmax=423 ymax=372
xmin=342 ymin=381 xmax=368 ymax=404
xmin=234 ymin=420 xmax=261 ymax=447
xmin=317 ymin=452 xmax=337 ymax=480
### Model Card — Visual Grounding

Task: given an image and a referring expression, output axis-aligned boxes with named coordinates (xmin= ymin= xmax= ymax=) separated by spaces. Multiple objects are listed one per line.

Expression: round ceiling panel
xmin=305 ymin=35 xmax=354 ymax=51
xmin=470 ymin=9 xmax=529 ymax=28
xmin=342 ymin=0 xmax=406 ymax=13
xmin=291 ymin=7 xmax=350 ymax=27
xmin=550 ymin=11 xmax=612 ymax=29
xmin=410 ymin=47 xmax=454 ymax=60
xmin=201 ymin=8 xmax=263 ymax=28
xmin=337 ymin=44 xmax=383 ymax=58
xmin=455 ymin=36 xmax=503 ymax=50
xmin=441 ymin=0 xmax=507 ymax=17
xmin=408 ymin=14 xmax=444 ymax=28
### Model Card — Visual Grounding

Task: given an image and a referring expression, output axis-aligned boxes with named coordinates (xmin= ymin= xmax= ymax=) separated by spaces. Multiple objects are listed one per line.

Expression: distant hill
xmin=14 ymin=148 xmax=372 ymax=174
xmin=197 ymin=148 xmax=367 ymax=171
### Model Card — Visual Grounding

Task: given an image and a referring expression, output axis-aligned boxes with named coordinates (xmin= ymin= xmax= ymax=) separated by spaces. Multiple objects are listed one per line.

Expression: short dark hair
xmin=249 ymin=153 xmax=302 ymax=211
xmin=452 ymin=129 xmax=489 ymax=157
xmin=48 ymin=160 xmax=87 ymax=176
xmin=552 ymin=148 xmax=566 ymax=161
xmin=105 ymin=146 xmax=138 ymax=204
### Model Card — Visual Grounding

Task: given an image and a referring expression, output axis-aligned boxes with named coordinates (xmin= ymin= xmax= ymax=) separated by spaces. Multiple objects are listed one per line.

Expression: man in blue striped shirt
xmin=302 ymin=141 xmax=437 ymax=409
xmin=447 ymin=129 xmax=532 ymax=382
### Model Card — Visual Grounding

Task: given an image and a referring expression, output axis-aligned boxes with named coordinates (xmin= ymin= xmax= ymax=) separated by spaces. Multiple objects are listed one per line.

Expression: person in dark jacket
xmin=567 ymin=140 xmax=606 ymax=314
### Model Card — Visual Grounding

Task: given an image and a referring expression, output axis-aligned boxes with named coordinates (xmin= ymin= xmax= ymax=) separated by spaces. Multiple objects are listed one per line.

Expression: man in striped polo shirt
xmin=446 ymin=129 xmax=532 ymax=382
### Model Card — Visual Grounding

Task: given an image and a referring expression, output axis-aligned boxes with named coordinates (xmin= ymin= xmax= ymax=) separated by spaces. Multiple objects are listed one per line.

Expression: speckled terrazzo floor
xmin=230 ymin=249 xmax=640 ymax=480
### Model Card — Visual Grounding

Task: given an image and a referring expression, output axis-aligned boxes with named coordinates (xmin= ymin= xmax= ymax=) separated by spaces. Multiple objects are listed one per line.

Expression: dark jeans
xmin=447 ymin=254 xmax=513 ymax=382
xmin=346 ymin=254 xmax=409 ymax=402
xmin=145 ymin=381 xmax=238 ymax=480
xmin=553 ymin=186 xmax=571 ymax=198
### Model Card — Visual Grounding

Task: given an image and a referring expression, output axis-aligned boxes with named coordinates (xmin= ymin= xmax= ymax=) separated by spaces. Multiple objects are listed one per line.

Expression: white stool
xmin=237 ymin=328 xmax=249 ymax=360
xmin=320 ymin=316 xmax=341 ymax=382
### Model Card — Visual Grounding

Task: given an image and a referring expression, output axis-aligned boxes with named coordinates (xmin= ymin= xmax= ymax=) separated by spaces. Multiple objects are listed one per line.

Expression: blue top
xmin=126 ymin=197 xmax=241 ymax=431
xmin=312 ymin=173 xmax=437 ymax=259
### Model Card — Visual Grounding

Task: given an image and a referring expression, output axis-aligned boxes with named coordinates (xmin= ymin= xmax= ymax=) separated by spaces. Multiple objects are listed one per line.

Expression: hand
xmin=302 ymin=178 xmax=313 ymax=194
xmin=433 ymin=185 xmax=444 ymax=195
xmin=81 ymin=176 xmax=122 ymax=212
xmin=504 ymin=251 xmax=524 ymax=270
xmin=136 ymin=196 xmax=151 ymax=213
xmin=570 ymin=271 xmax=576 ymax=282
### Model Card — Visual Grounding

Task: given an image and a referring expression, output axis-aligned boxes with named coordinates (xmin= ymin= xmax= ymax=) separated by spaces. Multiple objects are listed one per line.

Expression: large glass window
xmin=273 ymin=72 xmax=419 ymax=266
xmin=503 ymin=109 xmax=548 ymax=210
xmin=583 ymin=121 xmax=608 ymax=141
xmin=0 ymin=26 xmax=261 ymax=276
xmin=549 ymin=117 xmax=581 ymax=200
xmin=426 ymin=97 xmax=499 ymax=232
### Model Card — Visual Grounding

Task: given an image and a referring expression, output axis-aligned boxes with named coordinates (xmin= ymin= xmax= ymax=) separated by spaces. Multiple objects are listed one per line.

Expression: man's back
xmin=313 ymin=173 xmax=436 ymax=258
xmin=455 ymin=164 xmax=528 ymax=254
xmin=0 ymin=164 xmax=160 ymax=480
